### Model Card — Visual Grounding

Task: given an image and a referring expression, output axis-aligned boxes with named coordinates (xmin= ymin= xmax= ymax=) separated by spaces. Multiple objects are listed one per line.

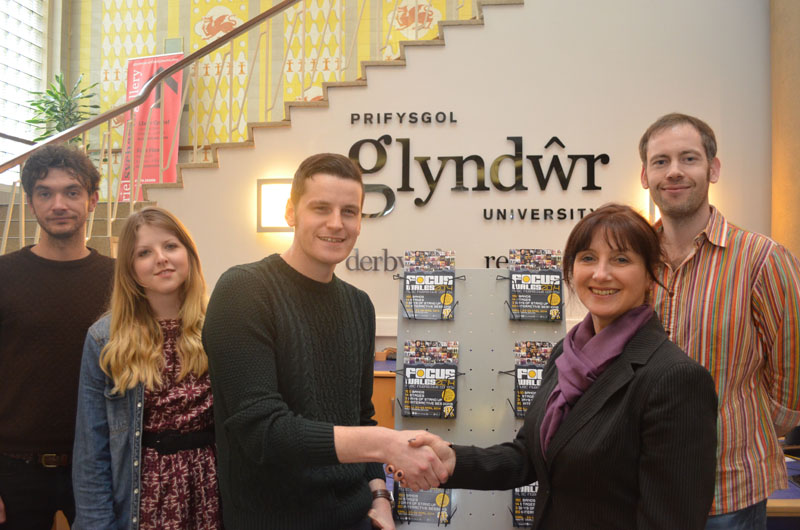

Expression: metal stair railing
xmin=0 ymin=0 xmax=482 ymax=254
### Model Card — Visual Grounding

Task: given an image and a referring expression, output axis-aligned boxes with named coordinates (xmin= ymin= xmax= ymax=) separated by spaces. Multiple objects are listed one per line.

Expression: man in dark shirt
xmin=0 ymin=145 xmax=114 ymax=529
xmin=204 ymin=153 xmax=447 ymax=530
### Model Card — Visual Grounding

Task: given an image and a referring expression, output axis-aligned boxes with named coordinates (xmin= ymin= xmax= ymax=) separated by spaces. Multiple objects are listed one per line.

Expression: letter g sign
xmin=349 ymin=135 xmax=396 ymax=218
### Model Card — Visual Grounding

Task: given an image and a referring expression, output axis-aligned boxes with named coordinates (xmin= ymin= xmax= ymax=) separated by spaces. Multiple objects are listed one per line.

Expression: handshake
xmin=383 ymin=431 xmax=456 ymax=491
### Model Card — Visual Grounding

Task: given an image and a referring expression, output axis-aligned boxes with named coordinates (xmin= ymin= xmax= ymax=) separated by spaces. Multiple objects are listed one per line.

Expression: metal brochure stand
xmin=395 ymin=269 xmax=566 ymax=529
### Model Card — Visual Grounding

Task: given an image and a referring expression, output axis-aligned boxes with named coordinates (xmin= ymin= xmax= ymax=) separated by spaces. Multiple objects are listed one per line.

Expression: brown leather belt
xmin=1 ymin=452 xmax=71 ymax=468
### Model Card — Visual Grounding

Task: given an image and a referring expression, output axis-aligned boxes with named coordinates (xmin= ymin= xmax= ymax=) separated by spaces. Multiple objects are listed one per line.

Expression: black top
xmin=445 ymin=316 xmax=718 ymax=530
xmin=0 ymin=246 xmax=114 ymax=453
xmin=203 ymin=254 xmax=383 ymax=529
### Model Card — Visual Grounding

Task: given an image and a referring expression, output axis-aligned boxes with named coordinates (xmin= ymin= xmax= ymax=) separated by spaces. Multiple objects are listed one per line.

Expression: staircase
xmin=0 ymin=0 xmax=522 ymax=257
xmin=0 ymin=201 xmax=151 ymax=256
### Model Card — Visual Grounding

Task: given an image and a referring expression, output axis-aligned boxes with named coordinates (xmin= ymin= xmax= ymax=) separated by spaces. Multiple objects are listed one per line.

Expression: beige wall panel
xmin=148 ymin=0 xmax=771 ymax=327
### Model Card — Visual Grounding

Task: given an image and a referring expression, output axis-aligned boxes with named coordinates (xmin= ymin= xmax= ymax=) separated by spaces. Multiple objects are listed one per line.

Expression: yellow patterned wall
xmin=71 ymin=0 xmax=476 ymax=152
xmin=284 ymin=0 xmax=346 ymax=103
xmin=189 ymin=0 xmax=249 ymax=145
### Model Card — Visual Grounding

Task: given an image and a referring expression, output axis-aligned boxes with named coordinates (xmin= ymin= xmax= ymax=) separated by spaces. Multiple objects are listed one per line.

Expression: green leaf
xmin=26 ymin=72 xmax=100 ymax=139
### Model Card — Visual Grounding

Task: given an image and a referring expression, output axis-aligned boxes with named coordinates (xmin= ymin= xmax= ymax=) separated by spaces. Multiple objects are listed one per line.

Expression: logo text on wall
xmin=345 ymin=248 xmax=569 ymax=272
xmin=347 ymin=111 xmax=608 ymax=221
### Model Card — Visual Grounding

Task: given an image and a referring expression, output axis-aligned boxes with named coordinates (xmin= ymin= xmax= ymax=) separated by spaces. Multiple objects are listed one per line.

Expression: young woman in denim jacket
xmin=72 ymin=207 xmax=221 ymax=529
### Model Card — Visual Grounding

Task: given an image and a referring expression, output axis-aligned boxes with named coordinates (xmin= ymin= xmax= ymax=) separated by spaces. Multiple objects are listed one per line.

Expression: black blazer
xmin=446 ymin=316 xmax=717 ymax=530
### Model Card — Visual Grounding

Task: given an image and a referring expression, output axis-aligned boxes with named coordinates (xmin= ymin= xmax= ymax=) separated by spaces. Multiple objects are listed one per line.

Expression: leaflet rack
xmin=394 ymin=269 xmax=565 ymax=529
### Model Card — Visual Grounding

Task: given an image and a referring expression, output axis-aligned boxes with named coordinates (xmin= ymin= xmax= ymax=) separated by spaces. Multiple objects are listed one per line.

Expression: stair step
xmin=86 ymin=236 xmax=117 ymax=256
xmin=0 ymin=201 xmax=152 ymax=257
xmin=0 ymin=201 xmax=150 ymax=220
xmin=0 ymin=235 xmax=117 ymax=257
xmin=0 ymin=237 xmax=36 ymax=252
xmin=1 ymin=218 xmax=128 ymax=236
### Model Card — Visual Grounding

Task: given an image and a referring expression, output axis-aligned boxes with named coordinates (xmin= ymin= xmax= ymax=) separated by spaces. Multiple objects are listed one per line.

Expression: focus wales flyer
xmin=402 ymin=340 xmax=458 ymax=419
xmin=402 ymin=250 xmax=456 ymax=320
xmin=513 ymin=341 xmax=554 ymax=418
xmin=395 ymin=487 xmax=453 ymax=525
xmin=512 ymin=483 xmax=538 ymax=527
xmin=508 ymin=248 xmax=563 ymax=321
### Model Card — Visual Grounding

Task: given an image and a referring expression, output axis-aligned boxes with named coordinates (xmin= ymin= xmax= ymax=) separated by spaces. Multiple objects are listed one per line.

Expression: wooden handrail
xmin=0 ymin=0 xmax=302 ymax=175
xmin=0 ymin=132 xmax=35 ymax=146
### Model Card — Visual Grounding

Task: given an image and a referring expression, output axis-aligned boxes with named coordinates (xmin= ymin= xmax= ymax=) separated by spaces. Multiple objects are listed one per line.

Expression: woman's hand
xmin=333 ymin=426 xmax=449 ymax=490
xmin=408 ymin=432 xmax=456 ymax=476
xmin=386 ymin=432 xmax=455 ymax=489
xmin=382 ymin=430 xmax=450 ymax=491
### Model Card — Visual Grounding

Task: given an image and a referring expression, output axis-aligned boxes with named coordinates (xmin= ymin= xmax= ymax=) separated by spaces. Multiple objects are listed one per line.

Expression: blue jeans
xmin=704 ymin=499 xmax=767 ymax=530
xmin=0 ymin=454 xmax=74 ymax=530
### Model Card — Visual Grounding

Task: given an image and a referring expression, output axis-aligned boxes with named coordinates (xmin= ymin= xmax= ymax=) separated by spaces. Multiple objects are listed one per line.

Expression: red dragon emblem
xmin=201 ymin=14 xmax=238 ymax=40
xmin=395 ymin=4 xmax=435 ymax=31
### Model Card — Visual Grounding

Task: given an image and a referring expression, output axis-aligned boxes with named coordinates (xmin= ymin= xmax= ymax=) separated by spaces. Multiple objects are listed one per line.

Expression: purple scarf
xmin=539 ymin=304 xmax=653 ymax=456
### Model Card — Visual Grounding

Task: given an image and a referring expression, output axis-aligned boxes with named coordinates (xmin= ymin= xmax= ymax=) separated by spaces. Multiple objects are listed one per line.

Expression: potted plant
xmin=26 ymin=73 xmax=99 ymax=143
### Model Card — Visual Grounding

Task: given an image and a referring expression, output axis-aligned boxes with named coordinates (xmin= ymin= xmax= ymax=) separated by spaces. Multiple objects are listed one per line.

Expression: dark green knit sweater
xmin=203 ymin=254 xmax=384 ymax=529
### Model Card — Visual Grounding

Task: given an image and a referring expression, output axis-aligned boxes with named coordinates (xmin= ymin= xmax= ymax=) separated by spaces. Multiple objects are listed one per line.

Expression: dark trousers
xmin=342 ymin=516 xmax=374 ymax=530
xmin=0 ymin=455 xmax=74 ymax=530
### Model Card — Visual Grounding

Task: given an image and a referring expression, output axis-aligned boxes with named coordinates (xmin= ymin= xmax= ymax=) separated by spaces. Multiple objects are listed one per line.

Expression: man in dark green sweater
xmin=203 ymin=153 xmax=449 ymax=530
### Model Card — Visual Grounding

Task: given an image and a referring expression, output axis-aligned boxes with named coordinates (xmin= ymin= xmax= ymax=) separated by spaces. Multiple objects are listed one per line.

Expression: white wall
xmin=148 ymin=0 xmax=770 ymax=334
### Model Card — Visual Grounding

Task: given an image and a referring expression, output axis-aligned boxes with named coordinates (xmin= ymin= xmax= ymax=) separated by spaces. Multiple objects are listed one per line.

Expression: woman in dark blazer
xmin=401 ymin=204 xmax=718 ymax=529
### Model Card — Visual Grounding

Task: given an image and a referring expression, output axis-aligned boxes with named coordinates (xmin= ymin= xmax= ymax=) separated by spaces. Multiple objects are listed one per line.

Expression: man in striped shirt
xmin=638 ymin=113 xmax=800 ymax=529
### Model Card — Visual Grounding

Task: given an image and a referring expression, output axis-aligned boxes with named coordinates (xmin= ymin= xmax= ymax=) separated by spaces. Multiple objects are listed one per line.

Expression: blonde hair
xmin=100 ymin=207 xmax=208 ymax=393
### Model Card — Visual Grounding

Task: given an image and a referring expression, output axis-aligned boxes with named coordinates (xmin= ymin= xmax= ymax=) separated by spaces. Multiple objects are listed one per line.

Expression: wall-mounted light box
xmin=257 ymin=178 xmax=293 ymax=232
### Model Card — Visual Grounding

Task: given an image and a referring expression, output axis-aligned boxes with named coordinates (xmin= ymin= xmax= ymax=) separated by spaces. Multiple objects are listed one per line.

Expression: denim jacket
xmin=72 ymin=314 xmax=144 ymax=530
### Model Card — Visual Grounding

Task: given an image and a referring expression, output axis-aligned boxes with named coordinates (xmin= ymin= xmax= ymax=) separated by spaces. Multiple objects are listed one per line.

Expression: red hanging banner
xmin=120 ymin=52 xmax=184 ymax=201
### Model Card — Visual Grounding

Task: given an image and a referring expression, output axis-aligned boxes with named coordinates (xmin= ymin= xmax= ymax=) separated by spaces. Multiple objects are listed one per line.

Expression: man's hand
xmin=387 ymin=431 xmax=450 ymax=491
xmin=0 ymin=494 xmax=5 ymax=523
xmin=333 ymin=426 xmax=449 ymax=490
xmin=388 ymin=432 xmax=456 ymax=489
xmin=409 ymin=432 xmax=456 ymax=476
xmin=367 ymin=495 xmax=395 ymax=529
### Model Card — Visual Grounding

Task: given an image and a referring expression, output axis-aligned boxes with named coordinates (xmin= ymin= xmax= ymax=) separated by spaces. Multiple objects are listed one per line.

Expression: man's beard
xmin=652 ymin=168 xmax=711 ymax=219
xmin=38 ymin=217 xmax=84 ymax=240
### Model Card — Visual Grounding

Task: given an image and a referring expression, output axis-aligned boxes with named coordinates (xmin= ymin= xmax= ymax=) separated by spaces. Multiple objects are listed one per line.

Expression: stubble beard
xmin=651 ymin=168 xmax=711 ymax=221
xmin=34 ymin=212 xmax=86 ymax=242
xmin=45 ymin=225 xmax=83 ymax=240
xmin=41 ymin=222 xmax=85 ymax=241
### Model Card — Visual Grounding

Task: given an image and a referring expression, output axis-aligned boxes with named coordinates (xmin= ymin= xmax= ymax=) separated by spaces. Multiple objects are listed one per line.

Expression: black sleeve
xmin=444 ymin=422 xmax=538 ymax=491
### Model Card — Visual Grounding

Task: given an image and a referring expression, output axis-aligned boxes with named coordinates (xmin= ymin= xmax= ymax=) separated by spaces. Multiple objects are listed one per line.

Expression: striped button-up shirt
xmin=652 ymin=206 xmax=800 ymax=515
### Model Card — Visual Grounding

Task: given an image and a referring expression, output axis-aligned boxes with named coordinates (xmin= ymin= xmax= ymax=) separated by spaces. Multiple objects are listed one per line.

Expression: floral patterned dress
xmin=139 ymin=319 xmax=221 ymax=529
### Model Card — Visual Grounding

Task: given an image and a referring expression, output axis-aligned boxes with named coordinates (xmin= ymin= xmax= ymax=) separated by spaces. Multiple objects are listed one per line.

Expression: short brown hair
xmin=20 ymin=144 xmax=101 ymax=197
xmin=290 ymin=153 xmax=363 ymax=206
xmin=563 ymin=203 xmax=663 ymax=287
xmin=639 ymin=113 xmax=717 ymax=164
